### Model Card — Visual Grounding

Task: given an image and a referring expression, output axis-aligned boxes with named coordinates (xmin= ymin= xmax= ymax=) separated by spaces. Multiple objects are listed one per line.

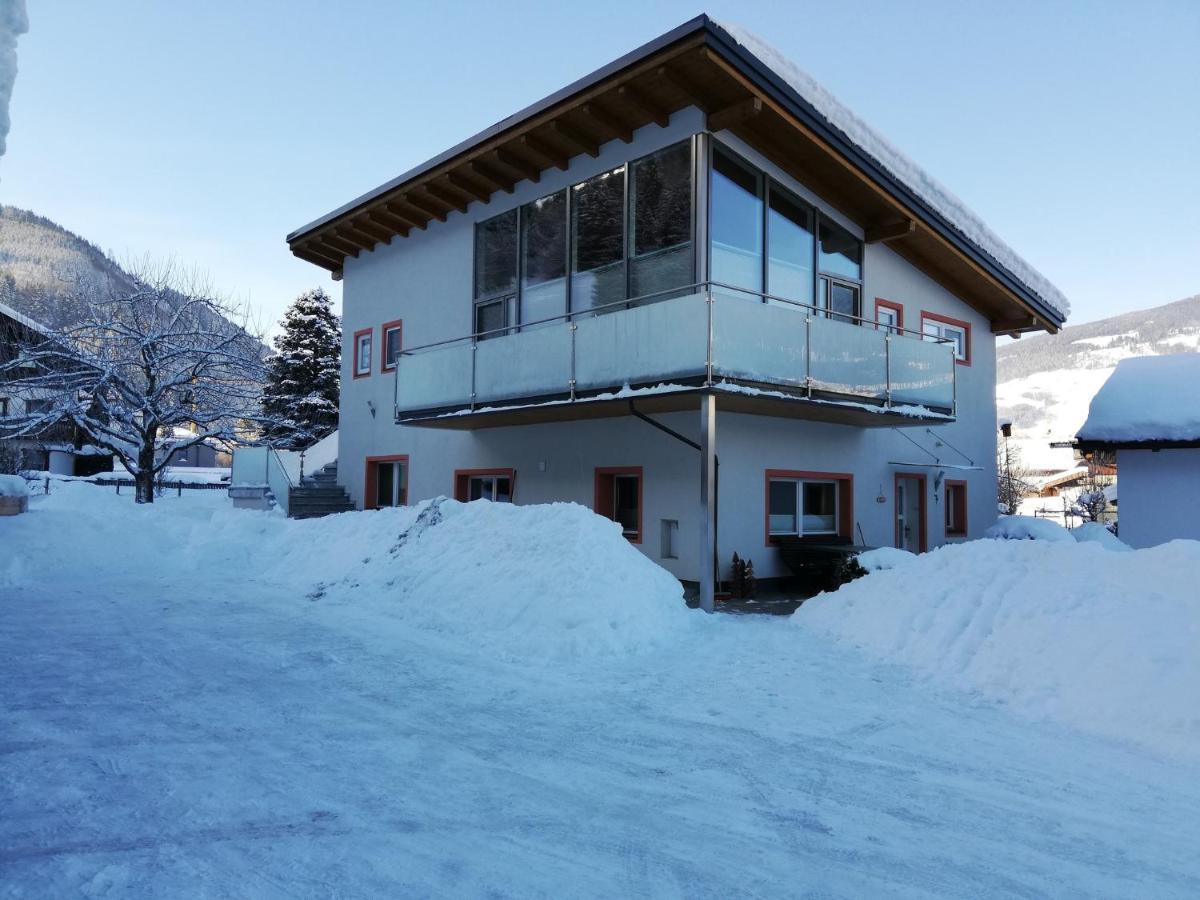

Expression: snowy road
xmin=2 ymin=490 xmax=1199 ymax=897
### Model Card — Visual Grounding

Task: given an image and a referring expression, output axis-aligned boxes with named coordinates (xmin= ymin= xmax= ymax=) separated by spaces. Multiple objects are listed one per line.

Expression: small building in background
xmin=1076 ymin=354 xmax=1200 ymax=548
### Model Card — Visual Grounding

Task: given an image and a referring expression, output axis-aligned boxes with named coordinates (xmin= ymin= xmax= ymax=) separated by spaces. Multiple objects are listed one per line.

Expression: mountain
xmin=997 ymin=293 xmax=1200 ymax=471
xmin=0 ymin=206 xmax=142 ymax=329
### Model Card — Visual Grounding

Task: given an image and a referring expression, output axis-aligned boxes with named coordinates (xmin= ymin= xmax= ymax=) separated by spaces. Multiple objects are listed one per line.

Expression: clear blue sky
xmin=3 ymin=1 xmax=1198 ymax=331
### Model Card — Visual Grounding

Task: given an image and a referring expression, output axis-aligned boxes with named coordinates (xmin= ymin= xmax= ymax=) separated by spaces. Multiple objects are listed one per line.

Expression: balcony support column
xmin=698 ymin=391 xmax=717 ymax=614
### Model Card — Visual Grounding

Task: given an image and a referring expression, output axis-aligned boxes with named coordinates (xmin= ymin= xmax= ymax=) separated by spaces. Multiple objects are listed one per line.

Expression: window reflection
xmin=710 ymin=147 xmax=763 ymax=293
xmin=570 ymin=167 xmax=626 ymax=313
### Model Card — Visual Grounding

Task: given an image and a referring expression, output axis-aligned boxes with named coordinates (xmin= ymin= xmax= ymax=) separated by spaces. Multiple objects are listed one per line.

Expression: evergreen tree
xmin=260 ymin=288 xmax=340 ymax=448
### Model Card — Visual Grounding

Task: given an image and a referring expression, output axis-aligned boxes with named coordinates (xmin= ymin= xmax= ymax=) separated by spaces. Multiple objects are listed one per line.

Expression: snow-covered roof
xmin=1077 ymin=354 xmax=1200 ymax=445
xmin=717 ymin=22 xmax=1069 ymax=321
xmin=0 ymin=299 xmax=47 ymax=336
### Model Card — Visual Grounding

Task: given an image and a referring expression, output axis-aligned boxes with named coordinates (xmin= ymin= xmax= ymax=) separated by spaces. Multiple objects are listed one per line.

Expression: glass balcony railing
xmin=394 ymin=285 xmax=956 ymax=421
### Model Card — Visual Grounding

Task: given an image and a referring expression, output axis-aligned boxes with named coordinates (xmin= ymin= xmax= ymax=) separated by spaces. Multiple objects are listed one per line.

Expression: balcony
xmin=393 ymin=286 xmax=956 ymax=429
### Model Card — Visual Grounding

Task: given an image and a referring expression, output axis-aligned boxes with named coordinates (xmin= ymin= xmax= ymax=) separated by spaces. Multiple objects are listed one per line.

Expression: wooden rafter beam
xmin=991 ymin=315 xmax=1038 ymax=335
xmin=654 ymin=63 xmax=707 ymax=113
xmin=383 ymin=202 xmax=426 ymax=230
xmin=424 ymin=183 xmax=469 ymax=214
xmin=706 ymin=95 xmax=762 ymax=133
xmin=403 ymin=193 xmax=448 ymax=223
xmin=518 ymin=134 xmax=568 ymax=171
xmin=366 ymin=208 xmax=410 ymax=237
xmin=864 ymin=218 xmax=915 ymax=244
xmin=318 ymin=231 xmax=362 ymax=258
xmin=551 ymin=119 xmax=599 ymax=158
xmin=446 ymin=171 xmax=493 ymax=204
xmin=294 ymin=244 xmax=343 ymax=270
xmin=337 ymin=224 xmax=381 ymax=250
xmin=495 ymin=148 xmax=542 ymax=184
xmin=580 ymin=102 xmax=633 ymax=143
xmin=351 ymin=216 xmax=393 ymax=244
xmin=617 ymin=83 xmax=670 ymax=128
xmin=469 ymin=160 xmax=515 ymax=194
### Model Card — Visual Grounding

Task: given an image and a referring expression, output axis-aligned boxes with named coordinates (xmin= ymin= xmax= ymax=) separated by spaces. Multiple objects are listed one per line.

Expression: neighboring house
xmin=0 ymin=300 xmax=98 ymax=475
xmin=1076 ymin=354 xmax=1200 ymax=548
xmin=285 ymin=16 xmax=1069 ymax=606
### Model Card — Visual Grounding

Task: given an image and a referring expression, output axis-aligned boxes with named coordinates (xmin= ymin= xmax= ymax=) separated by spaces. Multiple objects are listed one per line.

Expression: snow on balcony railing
xmin=394 ymin=285 xmax=956 ymax=419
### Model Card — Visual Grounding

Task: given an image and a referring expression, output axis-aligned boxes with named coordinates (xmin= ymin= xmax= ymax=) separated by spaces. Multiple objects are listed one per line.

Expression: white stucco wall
xmin=331 ymin=110 xmax=1000 ymax=581
xmin=1115 ymin=448 xmax=1200 ymax=548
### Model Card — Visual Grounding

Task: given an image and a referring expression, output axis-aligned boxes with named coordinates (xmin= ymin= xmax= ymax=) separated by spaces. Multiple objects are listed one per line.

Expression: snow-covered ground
xmin=2 ymin=485 xmax=1199 ymax=897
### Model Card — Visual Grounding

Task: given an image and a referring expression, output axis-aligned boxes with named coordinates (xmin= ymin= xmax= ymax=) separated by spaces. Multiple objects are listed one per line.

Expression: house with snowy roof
xmin=0 ymin=300 xmax=103 ymax=475
xmin=1076 ymin=354 xmax=1200 ymax=548
xmin=285 ymin=15 xmax=1069 ymax=608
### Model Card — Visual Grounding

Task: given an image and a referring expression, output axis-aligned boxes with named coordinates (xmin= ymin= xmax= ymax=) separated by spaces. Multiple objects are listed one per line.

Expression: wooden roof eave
xmin=287 ymin=17 xmax=1066 ymax=336
xmin=287 ymin=30 xmax=713 ymax=273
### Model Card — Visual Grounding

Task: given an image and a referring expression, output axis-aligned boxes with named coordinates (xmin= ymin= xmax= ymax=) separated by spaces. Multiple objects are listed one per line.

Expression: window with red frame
xmin=353 ymin=328 xmax=373 ymax=378
xmin=945 ymin=480 xmax=967 ymax=537
xmin=381 ymin=320 xmax=403 ymax=372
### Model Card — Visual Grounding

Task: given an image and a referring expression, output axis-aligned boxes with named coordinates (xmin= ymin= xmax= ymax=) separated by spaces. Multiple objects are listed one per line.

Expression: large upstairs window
xmin=474 ymin=209 xmax=518 ymax=339
xmin=472 ymin=140 xmax=695 ymax=330
xmin=629 ymin=140 xmax=693 ymax=301
xmin=710 ymin=146 xmax=763 ymax=293
xmin=570 ymin=166 xmax=626 ymax=313
xmin=710 ymin=143 xmax=862 ymax=320
xmin=818 ymin=217 xmax=862 ymax=323
xmin=521 ymin=190 xmax=567 ymax=326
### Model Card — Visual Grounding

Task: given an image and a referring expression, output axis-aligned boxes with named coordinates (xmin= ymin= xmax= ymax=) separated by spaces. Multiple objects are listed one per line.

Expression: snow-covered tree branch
xmin=0 ymin=260 xmax=269 ymax=503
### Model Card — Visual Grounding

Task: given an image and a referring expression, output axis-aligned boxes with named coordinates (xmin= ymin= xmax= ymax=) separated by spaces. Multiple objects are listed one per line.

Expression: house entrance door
xmin=895 ymin=474 xmax=926 ymax=553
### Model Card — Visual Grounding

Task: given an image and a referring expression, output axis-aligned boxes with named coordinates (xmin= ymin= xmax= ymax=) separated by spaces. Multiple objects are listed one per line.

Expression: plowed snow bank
xmin=797 ymin=539 xmax=1200 ymax=760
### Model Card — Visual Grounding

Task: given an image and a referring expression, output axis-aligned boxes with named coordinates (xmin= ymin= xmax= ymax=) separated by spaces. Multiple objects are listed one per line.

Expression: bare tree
xmin=997 ymin=433 xmax=1036 ymax=515
xmin=0 ymin=261 xmax=268 ymax=503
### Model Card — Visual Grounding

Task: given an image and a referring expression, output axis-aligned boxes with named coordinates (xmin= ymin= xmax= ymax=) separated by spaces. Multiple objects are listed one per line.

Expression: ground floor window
xmin=765 ymin=470 xmax=853 ymax=542
xmin=594 ymin=466 xmax=642 ymax=543
xmin=945 ymin=479 xmax=968 ymax=537
xmin=365 ymin=455 xmax=409 ymax=509
xmin=454 ymin=468 xmax=515 ymax=503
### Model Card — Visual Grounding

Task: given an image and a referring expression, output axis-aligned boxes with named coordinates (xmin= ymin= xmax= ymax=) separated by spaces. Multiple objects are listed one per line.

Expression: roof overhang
xmin=288 ymin=15 xmax=1065 ymax=334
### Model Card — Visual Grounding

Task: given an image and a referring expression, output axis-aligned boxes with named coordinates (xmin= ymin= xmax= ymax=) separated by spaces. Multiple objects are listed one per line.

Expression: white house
xmin=285 ymin=16 xmax=1069 ymax=607
xmin=1076 ymin=354 xmax=1200 ymax=548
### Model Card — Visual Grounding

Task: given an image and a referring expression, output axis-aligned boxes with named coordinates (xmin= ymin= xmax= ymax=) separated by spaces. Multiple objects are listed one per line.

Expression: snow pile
xmin=798 ymin=539 xmax=1200 ymax=760
xmin=855 ymin=546 xmax=916 ymax=572
xmin=0 ymin=473 xmax=28 ymax=497
xmin=1073 ymin=522 xmax=1131 ymax=551
xmin=716 ymin=22 xmax=1069 ymax=321
xmin=260 ymin=497 xmax=694 ymax=660
xmin=1077 ymin=354 xmax=1200 ymax=443
xmin=7 ymin=482 xmax=692 ymax=660
xmin=985 ymin=515 xmax=1074 ymax=542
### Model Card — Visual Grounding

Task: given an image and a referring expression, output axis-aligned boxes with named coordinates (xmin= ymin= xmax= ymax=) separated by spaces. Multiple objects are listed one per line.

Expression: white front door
xmin=896 ymin=475 xmax=924 ymax=553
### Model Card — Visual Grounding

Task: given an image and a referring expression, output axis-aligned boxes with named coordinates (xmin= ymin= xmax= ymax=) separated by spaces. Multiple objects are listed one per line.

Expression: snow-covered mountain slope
xmin=997 ymin=293 xmax=1200 ymax=470
xmin=0 ymin=206 xmax=139 ymax=329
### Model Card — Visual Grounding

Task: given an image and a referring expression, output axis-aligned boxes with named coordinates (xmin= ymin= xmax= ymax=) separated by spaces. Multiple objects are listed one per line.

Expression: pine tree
xmin=260 ymin=288 xmax=340 ymax=448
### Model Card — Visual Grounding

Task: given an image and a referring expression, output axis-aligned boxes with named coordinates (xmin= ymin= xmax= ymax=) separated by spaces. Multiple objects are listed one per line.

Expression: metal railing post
xmin=951 ymin=351 xmax=958 ymax=417
xmin=470 ymin=341 xmax=478 ymax=411
xmin=569 ymin=320 xmax=578 ymax=401
xmin=884 ymin=333 xmax=892 ymax=409
xmin=704 ymin=290 xmax=715 ymax=387
xmin=804 ymin=316 xmax=813 ymax=398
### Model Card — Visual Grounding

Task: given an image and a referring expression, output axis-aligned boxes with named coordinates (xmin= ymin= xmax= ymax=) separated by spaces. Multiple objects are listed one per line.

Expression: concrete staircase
xmin=287 ymin=461 xmax=355 ymax=519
